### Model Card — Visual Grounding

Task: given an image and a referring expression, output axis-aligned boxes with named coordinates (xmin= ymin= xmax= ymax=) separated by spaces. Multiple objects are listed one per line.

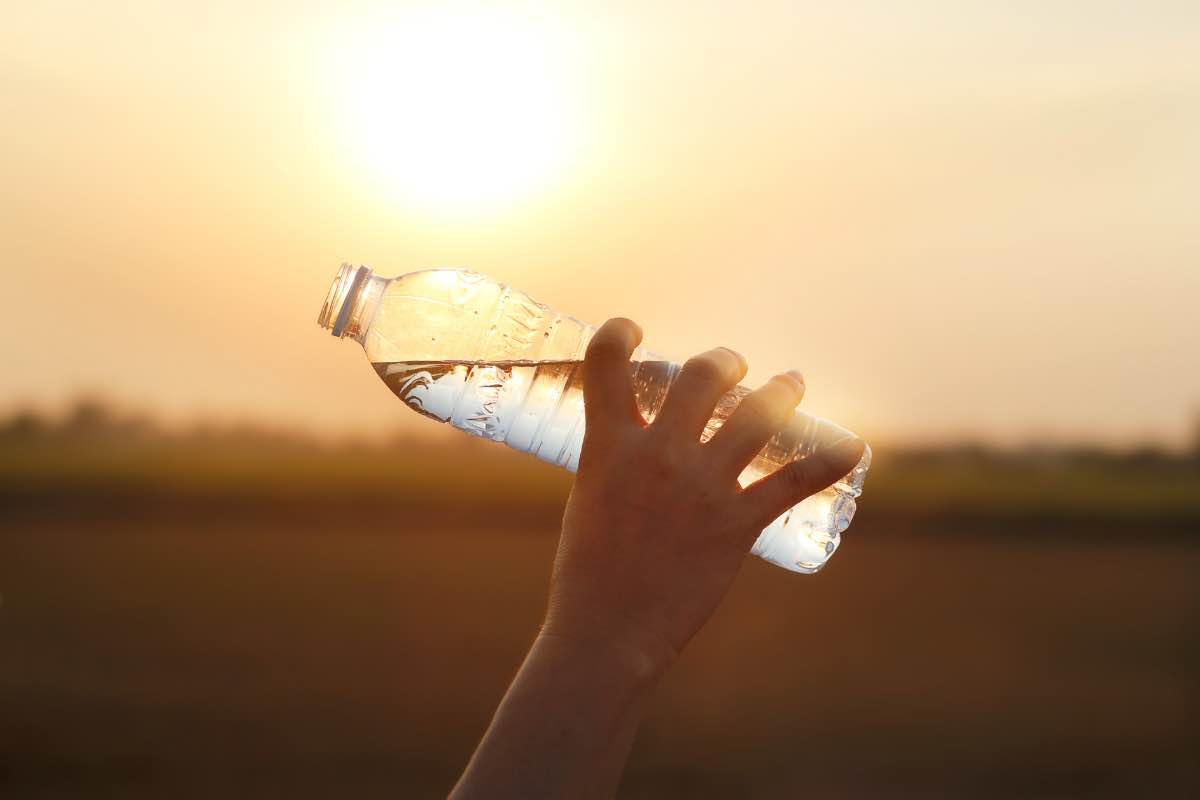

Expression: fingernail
xmin=621 ymin=319 xmax=643 ymax=347
xmin=719 ymin=347 xmax=747 ymax=372
xmin=817 ymin=435 xmax=865 ymax=469
xmin=778 ymin=370 xmax=805 ymax=399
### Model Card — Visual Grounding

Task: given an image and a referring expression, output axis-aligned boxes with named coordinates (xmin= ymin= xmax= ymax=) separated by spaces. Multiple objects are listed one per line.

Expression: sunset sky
xmin=3 ymin=1 xmax=1198 ymax=447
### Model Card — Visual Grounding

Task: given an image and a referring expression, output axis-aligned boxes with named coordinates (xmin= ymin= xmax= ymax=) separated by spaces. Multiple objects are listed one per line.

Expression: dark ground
xmin=1 ymin=427 xmax=1198 ymax=797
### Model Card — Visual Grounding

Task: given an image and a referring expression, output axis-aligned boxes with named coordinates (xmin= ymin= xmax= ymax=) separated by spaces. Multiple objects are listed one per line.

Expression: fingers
xmin=653 ymin=348 xmax=747 ymax=442
xmin=582 ymin=318 xmax=644 ymax=433
xmin=706 ymin=371 xmax=805 ymax=473
xmin=740 ymin=435 xmax=866 ymax=527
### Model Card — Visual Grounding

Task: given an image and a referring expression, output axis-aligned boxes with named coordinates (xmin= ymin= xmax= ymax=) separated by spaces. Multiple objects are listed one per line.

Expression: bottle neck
xmin=317 ymin=263 xmax=385 ymax=342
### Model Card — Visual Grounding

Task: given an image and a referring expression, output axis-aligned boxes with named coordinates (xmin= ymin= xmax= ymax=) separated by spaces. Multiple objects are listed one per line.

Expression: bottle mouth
xmin=318 ymin=263 xmax=372 ymax=337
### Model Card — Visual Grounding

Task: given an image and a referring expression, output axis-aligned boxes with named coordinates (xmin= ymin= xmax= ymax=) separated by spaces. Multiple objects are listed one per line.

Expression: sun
xmin=332 ymin=9 xmax=579 ymax=215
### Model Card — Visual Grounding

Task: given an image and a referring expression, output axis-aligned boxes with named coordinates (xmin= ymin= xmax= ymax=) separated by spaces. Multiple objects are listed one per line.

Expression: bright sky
xmin=2 ymin=1 xmax=1198 ymax=447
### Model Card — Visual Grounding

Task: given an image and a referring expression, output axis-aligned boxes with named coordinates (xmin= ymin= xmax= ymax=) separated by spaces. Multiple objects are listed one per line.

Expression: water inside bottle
xmin=372 ymin=360 xmax=863 ymax=492
xmin=373 ymin=358 xmax=867 ymax=571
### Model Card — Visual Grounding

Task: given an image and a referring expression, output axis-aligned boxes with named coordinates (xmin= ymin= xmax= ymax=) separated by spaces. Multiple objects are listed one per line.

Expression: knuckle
xmin=696 ymin=486 xmax=725 ymax=515
xmin=651 ymin=445 xmax=683 ymax=477
xmin=784 ymin=460 xmax=816 ymax=494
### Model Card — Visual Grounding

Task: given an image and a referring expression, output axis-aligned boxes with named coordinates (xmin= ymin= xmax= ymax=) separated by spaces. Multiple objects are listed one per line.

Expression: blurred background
xmin=2 ymin=1 xmax=1197 ymax=797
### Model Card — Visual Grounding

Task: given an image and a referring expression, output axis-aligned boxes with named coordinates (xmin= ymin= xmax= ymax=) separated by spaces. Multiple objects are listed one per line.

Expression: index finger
xmin=582 ymin=317 xmax=644 ymax=434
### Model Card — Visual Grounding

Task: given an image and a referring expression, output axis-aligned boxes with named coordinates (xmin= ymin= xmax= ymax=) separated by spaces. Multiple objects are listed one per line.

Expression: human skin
xmin=450 ymin=318 xmax=866 ymax=799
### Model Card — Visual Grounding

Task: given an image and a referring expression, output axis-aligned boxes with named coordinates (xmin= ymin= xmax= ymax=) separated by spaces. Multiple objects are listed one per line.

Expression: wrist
xmin=537 ymin=619 xmax=678 ymax=692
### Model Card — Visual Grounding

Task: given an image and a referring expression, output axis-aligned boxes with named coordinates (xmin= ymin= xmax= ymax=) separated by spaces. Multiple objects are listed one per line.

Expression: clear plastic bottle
xmin=318 ymin=264 xmax=871 ymax=573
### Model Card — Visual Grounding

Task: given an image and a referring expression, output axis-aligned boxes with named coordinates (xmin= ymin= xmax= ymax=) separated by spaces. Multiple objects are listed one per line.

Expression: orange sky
xmin=3 ymin=1 xmax=1198 ymax=447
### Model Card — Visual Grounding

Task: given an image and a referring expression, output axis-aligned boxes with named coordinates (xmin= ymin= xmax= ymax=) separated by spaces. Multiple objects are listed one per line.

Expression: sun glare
xmin=333 ymin=10 xmax=579 ymax=215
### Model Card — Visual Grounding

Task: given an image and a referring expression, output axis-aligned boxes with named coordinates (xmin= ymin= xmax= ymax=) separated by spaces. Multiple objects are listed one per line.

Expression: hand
xmin=451 ymin=318 xmax=865 ymax=799
xmin=543 ymin=318 xmax=867 ymax=681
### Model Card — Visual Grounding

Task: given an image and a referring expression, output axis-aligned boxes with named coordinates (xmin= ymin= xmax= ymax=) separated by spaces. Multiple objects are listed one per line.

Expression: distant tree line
xmin=3 ymin=398 xmax=1198 ymax=467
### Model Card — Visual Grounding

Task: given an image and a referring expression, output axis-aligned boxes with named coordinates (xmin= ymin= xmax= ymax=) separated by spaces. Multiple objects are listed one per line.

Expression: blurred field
xmin=2 ymin=409 xmax=1198 ymax=798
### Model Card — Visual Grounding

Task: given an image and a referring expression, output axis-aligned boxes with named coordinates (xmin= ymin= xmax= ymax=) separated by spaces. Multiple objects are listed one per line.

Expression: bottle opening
xmin=318 ymin=263 xmax=372 ymax=337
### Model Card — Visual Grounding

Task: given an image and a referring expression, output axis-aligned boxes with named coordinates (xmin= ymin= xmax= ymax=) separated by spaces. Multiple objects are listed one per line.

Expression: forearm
xmin=450 ymin=632 xmax=663 ymax=799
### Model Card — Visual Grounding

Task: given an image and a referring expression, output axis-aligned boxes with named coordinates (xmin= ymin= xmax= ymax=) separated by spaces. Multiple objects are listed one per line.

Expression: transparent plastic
xmin=319 ymin=264 xmax=871 ymax=573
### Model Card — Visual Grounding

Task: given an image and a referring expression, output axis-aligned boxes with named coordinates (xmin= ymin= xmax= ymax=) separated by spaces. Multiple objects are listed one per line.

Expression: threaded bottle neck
xmin=317 ymin=263 xmax=383 ymax=340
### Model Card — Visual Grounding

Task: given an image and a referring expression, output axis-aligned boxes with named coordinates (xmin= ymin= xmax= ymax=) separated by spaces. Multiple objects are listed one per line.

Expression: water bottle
xmin=317 ymin=264 xmax=871 ymax=573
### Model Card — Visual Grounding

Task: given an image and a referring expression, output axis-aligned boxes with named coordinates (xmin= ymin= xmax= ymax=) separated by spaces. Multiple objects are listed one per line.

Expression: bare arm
xmin=451 ymin=318 xmax=865 ymax=799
